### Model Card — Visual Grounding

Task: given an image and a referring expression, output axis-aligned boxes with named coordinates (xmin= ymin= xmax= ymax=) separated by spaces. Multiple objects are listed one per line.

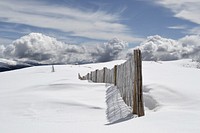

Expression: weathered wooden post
xmin=78 ymin=73 xmax=82 ymax=80
xmin=90 ymin=72 xmax=92 ymax=81
xmin=87 ymin=73 xmax=89 ymax=80
xmin=114 ymin=65 xmax=117 ymax=86
xmin=133 ymin=49 xmax=145 ymax=117
xmin=51 ymin=65 xmax=55 ymax=72
xmin=133 ymin=50 xmax=138 ymax=114
xmin=95 ymin=69 xmax=98 ymax=83
xmin=103 ymin=67 xmax=106 ymax=83
xmin=137 ymin=50 xmax=144 ymax=117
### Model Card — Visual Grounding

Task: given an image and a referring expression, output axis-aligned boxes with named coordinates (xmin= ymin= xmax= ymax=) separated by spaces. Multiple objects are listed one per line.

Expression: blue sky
xmin=0 ymin=0 xmax=200 ymax=47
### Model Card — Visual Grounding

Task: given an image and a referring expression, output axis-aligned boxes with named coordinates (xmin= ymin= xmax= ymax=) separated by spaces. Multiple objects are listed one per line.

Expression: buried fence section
xmin=79 ymin=49 xmax=144 ymax=117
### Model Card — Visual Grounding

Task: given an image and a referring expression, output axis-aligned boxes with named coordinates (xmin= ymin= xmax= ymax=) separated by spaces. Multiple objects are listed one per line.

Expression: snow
xmin=0 ymin=59 xmax=200 ymax=133
xmin=106 ymin=86 xmax=132 ymax=123
xmin=0 ymin=58 xmax=18 ymax=65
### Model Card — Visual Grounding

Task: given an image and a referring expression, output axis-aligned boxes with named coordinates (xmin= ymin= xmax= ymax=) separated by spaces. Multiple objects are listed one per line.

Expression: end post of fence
xmin=133 ymin=49 xmax=145 ymax=117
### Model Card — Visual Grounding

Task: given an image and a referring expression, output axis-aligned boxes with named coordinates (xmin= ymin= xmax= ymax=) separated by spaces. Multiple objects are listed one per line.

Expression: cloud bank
xmin=1 ymin=33 xmax=128 ymax=64
xmin=1 ymin=33 xmax=200 ymax=65
xmin=135 ymin=35 xmax=200 ymax=61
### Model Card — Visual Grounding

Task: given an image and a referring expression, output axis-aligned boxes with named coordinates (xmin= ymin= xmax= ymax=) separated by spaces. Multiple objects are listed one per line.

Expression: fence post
xmin=78 ymin=73 xmax=82 ymax=80
xmin=133 ymin=49 xmax=144 ymax=117
xmin=90 ymin=72 xmax=92 ymax=81
xmin=137 ymin=50 xmax=144 ymax=117
xmin=103 ymin=67 xmax=106 ymax=83
xmin=95 ymin=70 xmax=98 ymax=82
xmin=133 ymin=50 xmax=138 ymax=114
xmin=114 ymin=65 xmax=117 ymax=86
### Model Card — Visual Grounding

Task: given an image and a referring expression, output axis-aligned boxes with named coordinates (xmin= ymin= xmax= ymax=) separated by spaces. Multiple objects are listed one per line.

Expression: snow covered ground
xmin=0 ymin=59 xmax=200 ymax=133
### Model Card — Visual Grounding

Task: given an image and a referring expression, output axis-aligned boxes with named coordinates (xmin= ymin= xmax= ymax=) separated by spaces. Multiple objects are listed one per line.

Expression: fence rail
xmin=79 ymin=49 xmax=144 ymax=117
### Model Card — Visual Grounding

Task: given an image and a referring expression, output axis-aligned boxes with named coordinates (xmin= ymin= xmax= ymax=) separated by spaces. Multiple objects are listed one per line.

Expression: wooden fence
xmin=79 ymin=49 xmax=144 ymax=117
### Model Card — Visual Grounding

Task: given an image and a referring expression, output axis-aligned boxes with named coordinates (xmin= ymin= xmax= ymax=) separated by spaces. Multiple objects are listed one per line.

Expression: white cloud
xmin=0 ymin=45 xmax=5 ymax=58
xmin=91 ymin=38 xmax=128 ymax=62
xmin=135 ymin=35 xmax=181 ymax=61
xmin=168 ymin=25 xmax=187 ymax=30
xmin=2 ymin=33 xmax=128 ymax=64
xmin=2 ymin=33 xmax=200 ymax=64
xmin=188 ymin=26 xmax=200 ymax=35
xmin=154 ymin=0 xmax=200 ymax=35
xmin=0 ymin=0 xmax=143 ymax=43
xmin=178 ymin=35 xmax=200 ymax=59
xmin=134 ymin=35 xmax=200 ymax=61
xmin=155 ymin=0 xmax=200 ymax=24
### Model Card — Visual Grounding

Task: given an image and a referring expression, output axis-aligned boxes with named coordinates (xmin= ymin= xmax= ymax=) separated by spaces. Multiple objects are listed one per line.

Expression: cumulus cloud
xmin=134 ymin=35 xmax=200 ymax=61
xmin=179 ymin=35 xmax=200 ymax=59
xmin=0 ymin=45 xmax=5 ymax=58
xmin=2 ymin=33 xmax=128 ymax=64
xmin=3 ymin=32 xmax=200 ymax=65
xmin=90 ymin=38 xmax=128 ymax=62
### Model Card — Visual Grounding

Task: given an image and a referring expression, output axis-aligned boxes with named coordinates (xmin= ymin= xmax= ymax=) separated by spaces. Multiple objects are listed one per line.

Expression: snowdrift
xmin=0 ymin=59 xmax=200 ymax=133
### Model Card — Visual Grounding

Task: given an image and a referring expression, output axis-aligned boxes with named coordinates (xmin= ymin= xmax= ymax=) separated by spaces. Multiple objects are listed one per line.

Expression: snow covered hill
xmin=0 ymin=58 xmax=46 ymax=72
xmin=0 ymin=58 xmax=30 ymax=72
xmin=0 ymin=59 xmax=200 ymax=133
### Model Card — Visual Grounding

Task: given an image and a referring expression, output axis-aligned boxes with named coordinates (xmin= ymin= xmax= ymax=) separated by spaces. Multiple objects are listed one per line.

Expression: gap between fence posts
xmin=87 ymin=73 xmax=89 ymax=80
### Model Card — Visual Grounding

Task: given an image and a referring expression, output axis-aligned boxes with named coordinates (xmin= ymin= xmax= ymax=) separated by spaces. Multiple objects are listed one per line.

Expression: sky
xmin=0 ymin=0 xmax=200 ymax=47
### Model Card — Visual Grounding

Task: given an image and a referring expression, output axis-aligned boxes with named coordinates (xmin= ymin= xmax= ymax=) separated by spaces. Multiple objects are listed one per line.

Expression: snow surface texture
xmin=0 ymin=59 xmax=200 ymax=133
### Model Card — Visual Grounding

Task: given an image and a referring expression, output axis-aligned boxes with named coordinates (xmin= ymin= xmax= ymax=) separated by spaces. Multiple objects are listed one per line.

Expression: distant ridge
xmin=0 ymin=58 xmax=43 ymax=72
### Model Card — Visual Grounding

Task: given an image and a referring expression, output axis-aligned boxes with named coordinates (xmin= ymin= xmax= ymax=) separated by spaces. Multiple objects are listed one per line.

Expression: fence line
xmin=79 ymin=49 xmax=144 ymax=117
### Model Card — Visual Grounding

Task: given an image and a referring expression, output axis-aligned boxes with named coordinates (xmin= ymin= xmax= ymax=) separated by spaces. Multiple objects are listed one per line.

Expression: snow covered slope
xmin=0 ymin=58 xmax=31 ymax=72
xmin=0 ymin=59 xmax=200 ymax=133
